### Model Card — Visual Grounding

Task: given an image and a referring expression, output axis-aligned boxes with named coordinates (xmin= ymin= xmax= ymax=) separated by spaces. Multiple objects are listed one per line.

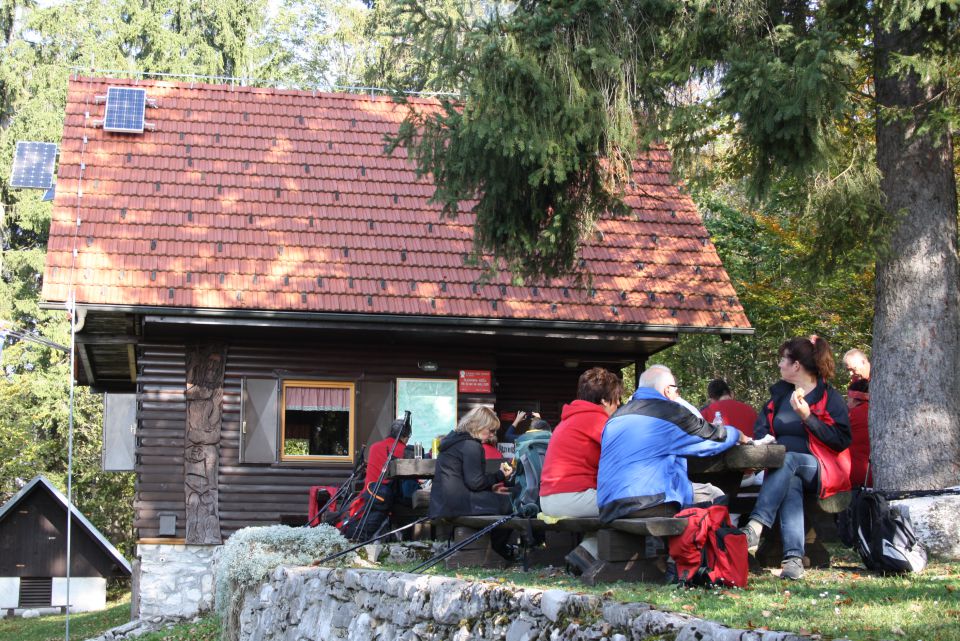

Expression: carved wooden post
xmin=184 ymin=344 xmax=226 ymax=544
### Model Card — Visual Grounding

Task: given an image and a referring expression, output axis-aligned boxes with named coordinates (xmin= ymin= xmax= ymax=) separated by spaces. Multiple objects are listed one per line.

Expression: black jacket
xmin=428 ymin=431 xmax=508 ymax=518
xmin=754 ymin=379 xmax=851 ymax=453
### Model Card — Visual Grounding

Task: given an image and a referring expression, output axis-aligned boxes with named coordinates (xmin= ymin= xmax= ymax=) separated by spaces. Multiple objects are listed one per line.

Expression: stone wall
xmin=238 ymin=565 xmax=825 ymax=641
xmin=137 ymin=543 xmax=220 ymax=619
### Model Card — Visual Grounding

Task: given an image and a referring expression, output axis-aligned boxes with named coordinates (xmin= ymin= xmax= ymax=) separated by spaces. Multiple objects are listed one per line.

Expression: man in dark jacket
xmin=429 ymin=406 xmax=514 ymax=519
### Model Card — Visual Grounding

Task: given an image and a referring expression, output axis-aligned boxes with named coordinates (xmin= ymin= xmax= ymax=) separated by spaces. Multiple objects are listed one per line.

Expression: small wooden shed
xmin=0 ymin=475 xmax=131 ymax=613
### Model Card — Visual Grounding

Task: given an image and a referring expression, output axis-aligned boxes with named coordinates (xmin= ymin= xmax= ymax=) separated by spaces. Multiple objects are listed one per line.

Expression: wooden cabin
xmin=0 ymin=476 xmax=131 ymax=614
xmin=41 ymin=77 xmax=751 ymax=547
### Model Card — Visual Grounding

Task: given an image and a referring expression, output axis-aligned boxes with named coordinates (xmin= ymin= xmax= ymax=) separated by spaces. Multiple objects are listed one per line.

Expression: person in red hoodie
xmin=540 ymin=367 xmax=623 ymax=570
xmin=702 ymin=379 xmax=758 ymax=438
xmin=846 ymin=378 xmax=872 ymax=487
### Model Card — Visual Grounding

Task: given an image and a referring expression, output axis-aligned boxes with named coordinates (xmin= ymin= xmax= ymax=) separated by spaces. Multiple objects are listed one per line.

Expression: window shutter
xmin=241 ymin=378 xmax=279 ymax=463
xmin=102 ymin=392 xmax=136 ymax=471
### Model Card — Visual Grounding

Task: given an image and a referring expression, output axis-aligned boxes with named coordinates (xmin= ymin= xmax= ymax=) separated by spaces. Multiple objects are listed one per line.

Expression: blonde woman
xmin=429 ymin=406 xmax=515 ymax=519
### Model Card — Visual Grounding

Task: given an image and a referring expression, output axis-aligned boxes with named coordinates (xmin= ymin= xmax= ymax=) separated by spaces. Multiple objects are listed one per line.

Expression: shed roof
xmin=0 ymin=475 xmax=132 ymax=575
xmin=41 ymin=77 xmax=749 ymax=331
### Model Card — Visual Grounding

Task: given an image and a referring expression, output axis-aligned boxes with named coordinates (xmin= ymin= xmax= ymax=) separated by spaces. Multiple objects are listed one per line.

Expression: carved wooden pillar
xmin=184 ymin=344 xmax=226 ymax=544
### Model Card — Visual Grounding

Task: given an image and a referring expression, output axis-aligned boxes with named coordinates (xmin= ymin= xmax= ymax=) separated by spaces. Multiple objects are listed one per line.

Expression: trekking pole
xmin=304 ymin=445 xmax=366 ymax=528
xmin=354 ymin=411 xmax=411 ymax=539
xmin=410 ymin=512 xmax=518 ymax=574
xmin=315 ymin=516 xmax=432 ymax=565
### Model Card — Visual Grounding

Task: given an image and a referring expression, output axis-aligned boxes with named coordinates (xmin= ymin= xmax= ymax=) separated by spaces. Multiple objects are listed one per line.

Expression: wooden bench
xmin=754 ymin=491 xmax=852 ymax=569
xmin=440 ymin=515 xmax=688 ymax=585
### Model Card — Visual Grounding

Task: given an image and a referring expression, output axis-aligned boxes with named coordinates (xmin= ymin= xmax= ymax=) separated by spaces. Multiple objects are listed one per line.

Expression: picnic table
xmin=389 ymin=442 xmax=786 ymax=484
xmin=386 ymin=443 xmax=787 ymax=582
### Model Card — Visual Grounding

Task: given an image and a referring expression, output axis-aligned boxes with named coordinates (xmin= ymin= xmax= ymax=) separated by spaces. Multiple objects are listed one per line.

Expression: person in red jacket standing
xmin=702 ymin=379 xmax=758 ymax=438
xmin=540 ymin=367 xmax=623 ymax=571
xmin=846 ymin=378 xmax=872 ymax=487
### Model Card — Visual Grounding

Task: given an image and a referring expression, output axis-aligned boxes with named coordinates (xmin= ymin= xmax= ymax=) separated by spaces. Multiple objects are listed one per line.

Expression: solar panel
xmin=9 ymin=141 xmax=58 ymax=189
xmin=42 ymin=185 xmax=56 ymax=202
xmin=104 ymin=86 xmax=147 ymax=133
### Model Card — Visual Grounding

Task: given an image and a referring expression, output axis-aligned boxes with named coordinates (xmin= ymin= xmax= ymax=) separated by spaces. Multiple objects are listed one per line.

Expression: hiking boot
xmin=740 ymin=526 xmax=760 ymax=556
xmin=780 ymin=556 xmax=805 ymax=580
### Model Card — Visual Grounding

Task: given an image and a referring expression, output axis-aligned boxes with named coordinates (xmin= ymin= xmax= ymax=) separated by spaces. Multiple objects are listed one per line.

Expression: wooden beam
xmin=127 ymin=344 xmax=137 ymax=382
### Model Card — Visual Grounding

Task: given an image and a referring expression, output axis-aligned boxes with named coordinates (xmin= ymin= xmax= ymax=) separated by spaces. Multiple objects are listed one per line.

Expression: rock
xmin=539 ymin=590 xmax=568 ymax=622
xmin=891 ymin=493 xmax=960 ymax=559
xmin=21 ymin=609 xmax=41 ymax=619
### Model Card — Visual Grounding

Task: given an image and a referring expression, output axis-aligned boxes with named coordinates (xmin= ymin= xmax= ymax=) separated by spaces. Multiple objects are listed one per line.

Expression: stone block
xmin=539 ymin=590 xmax=568 ymax=622
xmin=892 ymin=494 xmax=960 ymax=559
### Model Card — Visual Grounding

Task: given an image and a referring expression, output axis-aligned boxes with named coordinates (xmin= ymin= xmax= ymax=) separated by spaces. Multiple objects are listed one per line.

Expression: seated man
xmin=597 ymin=365 xmax=749 ymax=522
xmin=342 ymin=417 xmax=411 ymax=540
xmin=702 ymin=378 xmax=758 ymax=438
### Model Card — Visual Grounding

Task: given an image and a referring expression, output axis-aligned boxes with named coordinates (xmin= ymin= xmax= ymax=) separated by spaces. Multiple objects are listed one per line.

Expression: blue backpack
xmin=510 ymin=430 xmax=551 ymax=517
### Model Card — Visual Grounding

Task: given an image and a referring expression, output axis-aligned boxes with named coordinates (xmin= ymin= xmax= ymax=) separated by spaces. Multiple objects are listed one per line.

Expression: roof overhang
xmin=41 ymin=301 xmax=753 ymax=390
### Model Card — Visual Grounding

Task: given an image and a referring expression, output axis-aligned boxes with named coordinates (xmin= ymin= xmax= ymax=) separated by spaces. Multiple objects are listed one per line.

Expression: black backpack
xmin=838 ymin=488 xmax=927 ymax=574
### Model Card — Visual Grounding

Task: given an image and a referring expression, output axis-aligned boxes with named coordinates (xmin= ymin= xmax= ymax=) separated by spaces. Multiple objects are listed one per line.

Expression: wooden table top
xmin=388 ymin=442 xmax=786 ymax=479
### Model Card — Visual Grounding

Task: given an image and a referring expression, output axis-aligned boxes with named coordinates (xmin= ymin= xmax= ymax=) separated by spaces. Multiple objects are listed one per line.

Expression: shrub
xmin=216 ymin=524 xmax=350 ymax=641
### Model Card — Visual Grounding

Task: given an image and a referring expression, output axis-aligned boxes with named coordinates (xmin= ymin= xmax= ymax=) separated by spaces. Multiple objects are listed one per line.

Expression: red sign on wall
xmin=458 ymin=370 xmax=492 ymax=394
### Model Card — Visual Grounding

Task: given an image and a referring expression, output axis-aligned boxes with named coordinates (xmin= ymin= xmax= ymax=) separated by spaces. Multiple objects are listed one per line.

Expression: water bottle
xmin=712 ymin=411 xmax=724 ymax=428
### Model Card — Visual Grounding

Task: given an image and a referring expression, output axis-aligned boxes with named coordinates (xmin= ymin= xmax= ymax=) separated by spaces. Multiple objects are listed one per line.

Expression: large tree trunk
xmin=872 ymin=24 xmax=960 ymax=491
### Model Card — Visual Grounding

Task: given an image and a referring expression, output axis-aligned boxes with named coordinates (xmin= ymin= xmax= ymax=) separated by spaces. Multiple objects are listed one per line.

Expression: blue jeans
xmin=750 ymin=452 xmax=819 ymax=559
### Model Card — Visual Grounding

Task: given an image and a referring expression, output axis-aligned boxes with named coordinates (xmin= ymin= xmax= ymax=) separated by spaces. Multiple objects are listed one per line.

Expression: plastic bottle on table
xmin=712 ymin=411 xmax=724 ymax=429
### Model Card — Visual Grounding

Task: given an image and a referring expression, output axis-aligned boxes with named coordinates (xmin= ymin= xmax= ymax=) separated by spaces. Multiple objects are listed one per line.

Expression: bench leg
xmin=581 ymin=531 xmax=668 ymax=585
xmin=755 ymin=521 xmax=831 ymax=569
xmin=441 ymin=525 xmax=511 ymax=569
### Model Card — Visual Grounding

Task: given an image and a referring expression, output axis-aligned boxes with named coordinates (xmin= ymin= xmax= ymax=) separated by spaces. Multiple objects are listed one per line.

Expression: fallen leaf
xmin=761 ymin=610 xmax=772 ymax=618
xmin=682 ymin=604 xmax=695 ymax=611
xmin=946 ymin=585 xmax=956 ymax=593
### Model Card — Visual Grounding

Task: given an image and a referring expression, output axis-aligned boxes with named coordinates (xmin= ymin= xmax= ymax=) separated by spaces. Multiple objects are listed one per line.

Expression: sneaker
xmin=740 ymin=526 xmax=760 ymax=555
xmin=780 ymin=556 xmax=805 ymax=580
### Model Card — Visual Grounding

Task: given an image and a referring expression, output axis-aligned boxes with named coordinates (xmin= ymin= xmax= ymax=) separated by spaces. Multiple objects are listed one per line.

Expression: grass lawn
xmin=395 ymin=545 xmax=960 ymax=641
xmin=0 ymin=598 xmax=131 ymax=641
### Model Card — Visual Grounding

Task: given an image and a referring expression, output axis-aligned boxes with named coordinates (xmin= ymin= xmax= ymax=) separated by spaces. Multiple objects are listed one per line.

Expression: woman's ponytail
xmin=809 ymin=334 xmax=835 ymax=381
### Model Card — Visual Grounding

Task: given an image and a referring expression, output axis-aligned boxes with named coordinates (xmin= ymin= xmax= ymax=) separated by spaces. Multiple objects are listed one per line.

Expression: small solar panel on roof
xmin=104 ymin=87 xmax=147 ymax=133
xmin=9 ymin=141 xmax=58 ymax=189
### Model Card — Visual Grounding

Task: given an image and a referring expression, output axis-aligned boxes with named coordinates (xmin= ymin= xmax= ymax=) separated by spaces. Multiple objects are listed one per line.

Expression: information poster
xmin=396 ymin=378 xmax=458 ymax=449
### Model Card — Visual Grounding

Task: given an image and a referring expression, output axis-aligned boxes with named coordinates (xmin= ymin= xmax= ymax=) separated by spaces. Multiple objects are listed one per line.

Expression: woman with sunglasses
xmin=740 ymin=335 xmax=852 ymax=580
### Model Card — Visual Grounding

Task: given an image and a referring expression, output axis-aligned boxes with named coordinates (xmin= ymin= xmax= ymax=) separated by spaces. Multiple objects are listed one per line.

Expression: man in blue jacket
xmin=597 ymin=365 xmax=749 ymax=522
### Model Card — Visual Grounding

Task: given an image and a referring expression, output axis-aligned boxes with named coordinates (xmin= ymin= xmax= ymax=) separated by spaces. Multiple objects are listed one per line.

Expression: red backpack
xmin=668 ymin=505 xmax=748 ymax=588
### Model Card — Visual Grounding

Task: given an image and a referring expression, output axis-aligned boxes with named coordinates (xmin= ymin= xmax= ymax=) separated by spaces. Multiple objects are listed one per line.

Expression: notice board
xmin=396 ymin=378 xmax=458 ymax=448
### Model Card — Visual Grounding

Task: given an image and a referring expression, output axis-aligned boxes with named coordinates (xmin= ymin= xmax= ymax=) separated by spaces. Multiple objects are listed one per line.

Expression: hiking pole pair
xmin=315 ymin=516 xmax=432 ymax=565
xmin=304 ymin=445 xmax=367 ymax=528
xmin=410 ymin=511 xmax=519 ymax=574
xmin=353 ymin=411 xmax=411 ymax=539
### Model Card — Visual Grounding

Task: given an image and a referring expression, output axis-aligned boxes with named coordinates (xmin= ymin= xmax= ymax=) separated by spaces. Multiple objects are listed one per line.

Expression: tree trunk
xmin=872 ymin=24 xmax=960 ymax=490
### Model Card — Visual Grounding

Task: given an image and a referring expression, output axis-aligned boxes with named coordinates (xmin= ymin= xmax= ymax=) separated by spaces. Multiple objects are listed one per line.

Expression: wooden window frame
xmin=279 ymin=380 xmax=355 ymax=463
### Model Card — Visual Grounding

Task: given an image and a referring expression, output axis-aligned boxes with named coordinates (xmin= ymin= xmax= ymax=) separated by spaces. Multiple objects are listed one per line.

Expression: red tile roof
xmin=41 ymin=77 xmax=750 ymax=330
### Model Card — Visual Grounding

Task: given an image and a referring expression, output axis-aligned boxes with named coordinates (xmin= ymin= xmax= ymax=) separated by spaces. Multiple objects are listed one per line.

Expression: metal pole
xmin=410 ymin=512 xmax=518 ymax=574
xmin=65 ymin=299 xmax=77 ymax=641
xmin=315 ymin=516 xmax=431 ymax=565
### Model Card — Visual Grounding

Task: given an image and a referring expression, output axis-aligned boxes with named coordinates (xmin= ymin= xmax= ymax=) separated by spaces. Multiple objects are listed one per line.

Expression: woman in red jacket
xmin=741 ymin=336 xmax=851 ymax=580
xmin=539 ymin=367 xmax=622 ymax=571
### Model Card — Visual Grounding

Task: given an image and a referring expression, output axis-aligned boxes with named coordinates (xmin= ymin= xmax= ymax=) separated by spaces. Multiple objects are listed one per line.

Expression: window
xmin=396 ymin=378 xmax=457 ymax=449
xmin=280 ymin=381 xmax=355 ymax=461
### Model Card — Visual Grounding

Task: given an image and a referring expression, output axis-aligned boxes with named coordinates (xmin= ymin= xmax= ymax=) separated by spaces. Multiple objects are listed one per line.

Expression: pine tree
xmin=388 ymin=1 xmax=960 ymax=491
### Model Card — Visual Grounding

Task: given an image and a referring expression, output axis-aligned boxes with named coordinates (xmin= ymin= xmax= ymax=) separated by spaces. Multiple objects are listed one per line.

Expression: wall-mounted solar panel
xmin=9 ymin=141 xmax=58 ymax=189
xmin=104 ymin=86 xmax=147 ymax=133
